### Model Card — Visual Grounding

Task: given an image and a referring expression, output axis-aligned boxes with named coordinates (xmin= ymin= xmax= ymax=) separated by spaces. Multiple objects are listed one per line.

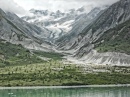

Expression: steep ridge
xmin=58 ymin=0 xmax=130 ymax=66
xmin=77 ymin=0 xmax=130 ymax=54
xmin=56 ymin=7 xmax=105 ymax=52
xmin=0 ymin=8 xmax=52 ymax=51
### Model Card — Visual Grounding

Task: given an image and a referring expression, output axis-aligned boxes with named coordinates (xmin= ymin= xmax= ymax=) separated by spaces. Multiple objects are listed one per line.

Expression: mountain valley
xmin=0 ymin=0 xmax=130 ymax=86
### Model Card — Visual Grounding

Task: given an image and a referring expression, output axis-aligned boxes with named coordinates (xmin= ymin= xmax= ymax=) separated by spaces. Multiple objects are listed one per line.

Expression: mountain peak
xmin=77 ymin=7 xmax=86 ymax=12
xmin=29 ymin=9 xmax=50 ymax=16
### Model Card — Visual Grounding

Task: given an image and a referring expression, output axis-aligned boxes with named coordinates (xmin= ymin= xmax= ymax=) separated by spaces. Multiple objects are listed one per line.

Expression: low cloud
xmin=0 ymin=0 xmax=27 ymax=15
xmin=21 ymin=0 xmax=119 ymax=12
xmin=0 ymin=0 xmax=120 ymax=15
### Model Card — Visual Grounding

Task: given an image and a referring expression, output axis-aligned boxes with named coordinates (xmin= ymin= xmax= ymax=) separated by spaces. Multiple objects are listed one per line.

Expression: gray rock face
xmin=56 ymin=7 xmax=104 ymax=51
xmin=79 ymin=50 xmax=130 ymax=66
xmin=0 ymin=8 xmax=52 ymax=51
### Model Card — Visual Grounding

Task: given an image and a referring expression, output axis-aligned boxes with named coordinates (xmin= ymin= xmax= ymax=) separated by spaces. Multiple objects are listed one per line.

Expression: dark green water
xmin=0 ymin=86 xmax=130 ymax=97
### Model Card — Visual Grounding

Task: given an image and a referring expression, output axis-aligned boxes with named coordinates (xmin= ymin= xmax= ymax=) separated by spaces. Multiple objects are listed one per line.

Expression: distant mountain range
xmin=22 ymin=6 xmax=105 ymax=41
xmin=1 ymin=0 xmax=130 ymax=66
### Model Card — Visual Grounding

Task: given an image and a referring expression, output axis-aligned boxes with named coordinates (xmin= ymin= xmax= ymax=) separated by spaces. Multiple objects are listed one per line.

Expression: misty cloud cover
xmin=0 ymin=0 xmax=27 ymax=15
xmin=0 ymin=0 xmax=119 ymax=15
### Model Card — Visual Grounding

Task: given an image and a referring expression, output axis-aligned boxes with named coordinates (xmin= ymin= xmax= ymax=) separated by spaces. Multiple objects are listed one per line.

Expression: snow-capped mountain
xmin=22 ymin=7 xmax=101 ymax=40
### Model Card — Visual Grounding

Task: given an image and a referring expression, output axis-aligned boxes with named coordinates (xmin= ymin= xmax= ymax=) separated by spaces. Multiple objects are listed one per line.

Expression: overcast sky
xmin=0 ymin=0 xmax=119 ymax=16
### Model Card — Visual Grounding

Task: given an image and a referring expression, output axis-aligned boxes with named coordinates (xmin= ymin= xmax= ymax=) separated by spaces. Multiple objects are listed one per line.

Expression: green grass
xmin=0 ymin=60 xmax=130 ymax=86
xmin=0 ymin=39 xmax=65 ymax=67
xmin=96 ymin=41 xmax=130 ymax=54
xmin=95 ymin=19 xmax=130 ymax=54
xmin=33 ymin=51 xmax=64 ymax=60
xmin=0 ymin=40 xmax=44 ymax=67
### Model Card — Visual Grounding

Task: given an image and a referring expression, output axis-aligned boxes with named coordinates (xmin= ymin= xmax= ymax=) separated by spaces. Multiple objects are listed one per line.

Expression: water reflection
xmin=0 ymin=87 xmax=130 ymax=97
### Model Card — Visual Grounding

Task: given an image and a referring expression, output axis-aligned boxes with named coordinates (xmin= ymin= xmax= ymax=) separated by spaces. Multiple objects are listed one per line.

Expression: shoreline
xmin=0 ymin=84 xmax=130 ymax=90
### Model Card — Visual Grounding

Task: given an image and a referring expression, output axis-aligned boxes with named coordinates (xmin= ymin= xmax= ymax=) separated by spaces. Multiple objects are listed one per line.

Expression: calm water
xmin=0 ymin=86 xmax=130 ymax=97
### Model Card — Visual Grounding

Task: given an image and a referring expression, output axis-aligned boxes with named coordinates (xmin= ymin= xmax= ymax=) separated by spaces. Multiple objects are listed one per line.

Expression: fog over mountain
xmin=0 ymin=0 xmax=119 ymax=16
xmin=0 ymin=0 xmax=26 ymax=15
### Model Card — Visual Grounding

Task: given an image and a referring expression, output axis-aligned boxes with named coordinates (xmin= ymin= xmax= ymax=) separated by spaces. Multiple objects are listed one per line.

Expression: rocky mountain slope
xmin=56 ymin=7 xmax=104 ymax=50
xmin=57 ymin=0 xmax=130 ymax=66
xmin=0 ymin=8 xmax=52 ymax=51
xmin=1 ymin=0 xmax=130 ymax=66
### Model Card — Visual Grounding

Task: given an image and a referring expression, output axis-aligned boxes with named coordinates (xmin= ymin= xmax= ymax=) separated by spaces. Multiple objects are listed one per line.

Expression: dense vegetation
xmin=33 ymin=51 xmax=64 ymax=61
xmin=0 ymin=39 xmax=45 ymax=67
xmin=0 ymin=61 xmax=130 ymax=86
xmin=1 ymin=39 xmax=130 ymax=86
xmin=95 ymin=19 xmax=130 ymax=54
xmin=0 ymin=39 xmax=65 ymax=67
